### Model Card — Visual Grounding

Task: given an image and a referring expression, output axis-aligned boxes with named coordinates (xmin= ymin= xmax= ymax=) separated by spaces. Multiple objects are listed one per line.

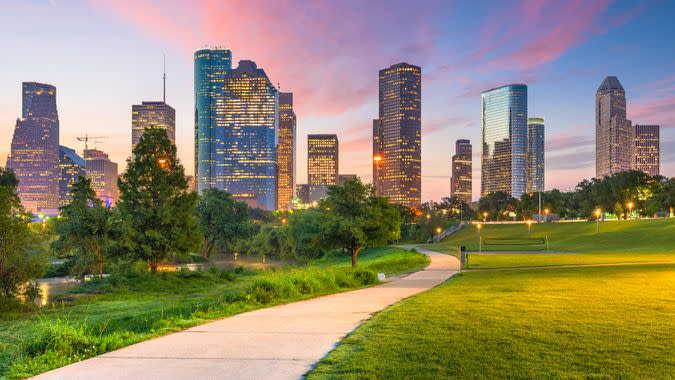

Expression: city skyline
xmin=1 ymin=1 xmax=674 ymax=202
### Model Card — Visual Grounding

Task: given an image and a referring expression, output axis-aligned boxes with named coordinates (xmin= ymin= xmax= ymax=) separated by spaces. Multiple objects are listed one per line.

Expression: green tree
xmin=0 ymin=168 xmax=46 ymax=298
xmin=52 ymin=177 xmax=112 ymax=277
xmin=286 ymin=209 xmax=332 ymax=260
xmin=320 ymin=179 xmax=401 ymax=269
xmin=116 ymin=128 xmax=202 ymax=272
xmin=196 ymin=188 xmax=250 ymax=259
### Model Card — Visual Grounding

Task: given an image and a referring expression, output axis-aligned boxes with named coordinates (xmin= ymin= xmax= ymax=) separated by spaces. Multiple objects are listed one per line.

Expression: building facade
xmin=480 ymin=84 xmax=528 ymax=198
xmin=375 ymin=63 xmax=421 ymax=206
xmin=308 ymin=134 xmax=339 ymax=186
xmin=527 ymin=117 xmax=545 ymax=193
xmin=7 ymin=82 xmax=60 ymax=213
xmin=372 ymin=119 xmax=383 ymax=191
xmin=83 ymin=149 xmax=118 ymax=208
xmin=58 ymin=146 xmax=86 ymax=207
xmin=450 ymin=139 xmax=472 ymax=203
xmin=277 ymin=92 xmax=296 ymax=210
xmin=632 ymin=124 xmax=660 ymax=176
xmin=295 ymin=184 xmax=329 ymax=205
xmin=596 ymin=76 xmax=632 ymax=177
xmin=194 ymin=48 xmax=233 ymax=192
xmin=132 ymin=101 xmax=176 ymax=150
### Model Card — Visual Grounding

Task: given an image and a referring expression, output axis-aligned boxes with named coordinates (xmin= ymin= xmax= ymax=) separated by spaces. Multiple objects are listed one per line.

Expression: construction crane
xmin=76 ymin=135 xmax=109 ymax=151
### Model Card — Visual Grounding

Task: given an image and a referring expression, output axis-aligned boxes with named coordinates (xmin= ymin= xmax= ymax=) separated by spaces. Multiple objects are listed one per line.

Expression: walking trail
xmin=34 ymin=247 xmax=459 ymax=380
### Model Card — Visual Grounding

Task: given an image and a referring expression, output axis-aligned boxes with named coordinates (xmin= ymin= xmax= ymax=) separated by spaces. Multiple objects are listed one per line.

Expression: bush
xmin=353 ymin=270 xmax=377 ymax=285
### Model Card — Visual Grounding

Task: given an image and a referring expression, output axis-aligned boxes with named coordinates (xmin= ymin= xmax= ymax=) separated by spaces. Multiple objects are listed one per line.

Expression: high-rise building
xmin=480 ymin=84 xmax=528 ymax=198
xmin=7 ymin=82 xmax=60 ymax=213
xmin=527 ymin=117 xmax=545 ymax=193
xmin=632 ymin=124 xmax=660 ymax=176
xmin=194 ymin=48 xmax=233 ymax=191
xmin=308 ymin=134 xmax=338 ymax=186
xmin=58 ymin=146 xmax=86 ymax=207
xmin=450 ymin=139 xmax=472 ymax=203
xmin=277 ymin=92 xmax=296 ymax=210
xmin=83 ymin=149 xmax=118 ymax=208
xmin=217 ymin=60 xmax=278 ymax=210
xmin=132 ymin=101 xmax=176 ymax=150
xmin=375 ymin=63 xmax=421 ymax=206
xmin=372 ymin=119 xmax=383 ymax=191
xmin=295 ymin=184 xmax=328 ymax=205
xmin=596 ymin=76 xmax=632 ymax=177
xmin=338 ymin=174 xmax=358 ymax=185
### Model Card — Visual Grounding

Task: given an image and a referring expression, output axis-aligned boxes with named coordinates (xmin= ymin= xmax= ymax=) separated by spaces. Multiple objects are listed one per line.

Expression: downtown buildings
xmin=307 ymin=134 xmax=339 ymax=186
xmin=276 ymin=92 xmax=296 ymax=210
xmin=7 ymin=82 xmax=61 ymax=213
xmin=632 ymin=124 xmax=660 ymax=176
xmin=595 ymin=76 xmax=632 ymax=177
xmin=527 ymin=117 xmax=545 ymax=193
xmin=373 ymin=63 xmax=422 ymax=206
xmin=132 ymin=101 xmax=176 ymax=150
xmin=58 ymin=145 xmax=86 ymax=207
xmin=83 ymin=148 xmax=119 ymax=207
xmin=450 ymin=139 xmax=472 ymax=204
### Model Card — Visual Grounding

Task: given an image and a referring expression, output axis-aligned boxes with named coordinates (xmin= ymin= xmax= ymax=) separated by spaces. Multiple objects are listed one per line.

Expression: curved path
xmin=34 ymin=247 xmax=459 ymax=380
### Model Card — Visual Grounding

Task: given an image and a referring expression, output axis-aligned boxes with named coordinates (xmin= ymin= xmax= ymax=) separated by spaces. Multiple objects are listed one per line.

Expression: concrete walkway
xmin=34 ymin=247 xmax=459 ymax=380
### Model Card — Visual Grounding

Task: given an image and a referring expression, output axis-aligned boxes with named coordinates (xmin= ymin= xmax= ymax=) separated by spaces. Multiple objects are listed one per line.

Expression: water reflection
xmin=35 ymin=277 xmax=79 ymax=306
xmin=177 ymin=253 xmax=294 ymax=271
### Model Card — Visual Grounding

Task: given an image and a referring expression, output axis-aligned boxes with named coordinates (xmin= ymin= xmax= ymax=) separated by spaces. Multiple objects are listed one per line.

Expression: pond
xmin=176 ymin=253 xmax=296 ymax=271
xmin=35 ymin=277 xmax=79 ymax=306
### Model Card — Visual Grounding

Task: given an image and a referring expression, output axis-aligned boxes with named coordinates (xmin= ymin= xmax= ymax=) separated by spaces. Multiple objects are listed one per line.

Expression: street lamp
xmin=426 ymin=214 xmax=431 ymax=221
xmin=476 ymin=223 xmax=482 ymax=253
xmin=436 ymin=227 xmax=442 ymax=235
xmin=281 ymin=218 xmax=287 ymax=225
xmin=595 ymin=208 xmax=602 ymax=233
xmin=627 ymin=201 xmax=634 ymax=220
xmin=483 ymin=211 xmax=488 ymax=221
xmin=527 ymin=219 xmax=533 ymax=237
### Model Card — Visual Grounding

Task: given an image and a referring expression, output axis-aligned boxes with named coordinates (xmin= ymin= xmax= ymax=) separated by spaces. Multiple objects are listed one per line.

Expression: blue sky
xmin=1 ymin=0 xmax=673 ymax=201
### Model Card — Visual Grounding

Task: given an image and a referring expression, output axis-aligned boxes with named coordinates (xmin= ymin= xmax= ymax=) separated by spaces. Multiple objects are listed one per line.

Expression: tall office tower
xmin=596 ymin=76 xmax=632 ymax=177
xmin=307 ymin=134 xmax=339 ymax=186
xmin=7 ymin=82 xmax=60 ymax=213
xmin=83 ymin=149 xmax=118 ymax=208
xmin=131 ymin=102 xmax=176 ymax=150
xmin=632 ymin=124 xmax=660 ymax=176
xmin=219 ymin=60 xmax=278 ymax=210
xmin=58 ymin=146 xmax=86 ymax=207
xmin=527 ymin=117 xmax=545 ymax=192
xmin=276 ymin=92 xmax=296 ymax=210
xmin=376 ymin=63 xmax=421 ymax=206
xmin=480 ymin=84 xmax=528 ymax=198
xmin=372 ymin=119 xmax=383 ymax=190
xmin=295 ymin=184 xmax=329 ymax=204
xmin=194 ymin=48 xmax=233 ymax=191
xmin=450 ymin=139 xmax=472 ymax=204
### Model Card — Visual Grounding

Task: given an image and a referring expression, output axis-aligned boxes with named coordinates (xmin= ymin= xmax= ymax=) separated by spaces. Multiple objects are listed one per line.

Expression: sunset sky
xmin=1 ymin=0 xmax=673 ymax=201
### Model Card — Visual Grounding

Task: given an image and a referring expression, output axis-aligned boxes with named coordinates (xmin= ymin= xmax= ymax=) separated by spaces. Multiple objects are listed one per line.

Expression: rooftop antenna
xmin=162 ymin=54 xmax=167 ymax=103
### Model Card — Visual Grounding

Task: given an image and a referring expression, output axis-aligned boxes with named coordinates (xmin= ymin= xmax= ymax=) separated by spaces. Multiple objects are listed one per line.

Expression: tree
xmin=0 ymin=168 xmax=46 ymax=298
xmin=116 ymin=128 xmax=202 ymax=271
xmin=320 ymin=179 xmax=401 ymax=269
xmin=52 ymin=177 xmax=112 ymax=277
xmin=196 ymin=188 xmax=250 ymax=259
xmin=286 ymin=209 xmax=333 ymax=260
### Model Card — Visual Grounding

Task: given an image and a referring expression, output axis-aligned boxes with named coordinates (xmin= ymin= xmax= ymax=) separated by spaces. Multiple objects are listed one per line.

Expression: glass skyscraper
xmin=132 ymin=101 xmax=176 ymax=151
xmin=7 ymin=82 xmax=60 ymax=213
xmin=308 ymin=134 xmax=339 ymax=186
xmin=480 ymin=84 xmax=528 ymax=198
xmin=596 ymin=76 xmax=631 ymax=177
xmin=58 ymin=145 xmax=86 ymax=207
xmin=451 ymin=139 xmax=472 ymax=203
xmin=527 ymin=117 xmax=545 ymax=193
xmin=276 ymin=92 xmax=296 ymax=210
xmin=194 ymin=48 xmax=232 ymax=191
xmin=83 ymin=148 xmax=118 ymax=208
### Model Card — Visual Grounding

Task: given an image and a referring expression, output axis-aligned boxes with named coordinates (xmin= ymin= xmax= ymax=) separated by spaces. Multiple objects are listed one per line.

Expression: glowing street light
xmin=436 ymin=227 xmax=442 ymax=235
xmin=476 ymin=223 xmax=483 ymax=253
xmin=527 ymin=219 xmax=533 ymax=237
xmin=595 ymin=208 xmax=602 ymax=233
xmin=281 ymin=218 xmax=287 ymax=225
xmin=426 ymin=214 xmax=431 ymax=221
xmin=627 ymin=201 xmax=634 ymax=220
xmin=158 ymin=157 xmax=169 ymax=169
xmin=482 ymin=211 xmax=488 ymax=221
xmin=373 ymin=155 xmax=382 ymax=162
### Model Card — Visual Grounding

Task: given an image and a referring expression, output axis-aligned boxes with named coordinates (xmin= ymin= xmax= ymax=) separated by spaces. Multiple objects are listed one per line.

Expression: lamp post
xmin=527 ymin=220 xmax=532 ymax=237
xmin=595 ymin=209 xmax=602 ymax=233
xmin=436 ymin=227 xmax=442 ymax=242
xmin=477 ymin=223 xmax=482 ymax=253
xmin=544 ymin=208 xmax=550 ymax=222
xmin=627 ymin=201 xmax=634 ymax=220
xmin=483 ymin=211 xmax=488 ymax=222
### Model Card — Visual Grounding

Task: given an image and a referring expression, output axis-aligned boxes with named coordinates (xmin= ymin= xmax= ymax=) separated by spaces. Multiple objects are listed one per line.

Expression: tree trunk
xmin=149 ymin=260 xmax=158 ymax=272
xmin=351 ymin=246 xmax=363 ymax=269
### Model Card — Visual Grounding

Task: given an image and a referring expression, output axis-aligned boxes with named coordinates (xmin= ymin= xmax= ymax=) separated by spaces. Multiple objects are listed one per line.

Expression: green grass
xmin=424 ymin=218 xmax=675 ymax=268
xmin=308 ymin=264 xmax=675 ymax=379
xmin=0 ymin=247 xmax=428 ymax=379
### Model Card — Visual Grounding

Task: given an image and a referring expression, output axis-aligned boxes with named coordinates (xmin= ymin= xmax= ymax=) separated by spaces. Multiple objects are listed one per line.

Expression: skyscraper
xmin=7 ymin=82 xmax=60 ymax=213
xmin=450 ymin=139 xmax=472 ymax=203
xmin=308 ymin=134 xmax=339 ymax=186
xmin=58 ymin=145 xmax=86 ymax=207
xmin=527 ymin=117 xmax=545 ymax=193
xmin=375 ymin=63 xmax=422 ymax=206
xmin=194 ymin=48 xmax=233 ymax=191
xmin=480 ymin=84 xmax=528 ymax=198
xmin=132 ymin=101 xmax=176 ymax=150
xmin=372 ymin=119 xmax=383 ymax=191
xmin=632 ymin=124 xmax=660 ymax=176
xmin=596 ymin=76 xmax=632 ymax=177
xmin=277 ymin=92 xmax=296 ymax=210
xmin=83 ymin=148 xmax=118 ymax=208
xmin=219 ymin=60 xmax=278 ymax=210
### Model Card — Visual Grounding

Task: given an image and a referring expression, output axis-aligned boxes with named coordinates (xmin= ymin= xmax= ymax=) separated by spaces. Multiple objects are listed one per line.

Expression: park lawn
xmin=423 ymin=218 xmax=675 ymax=268
xmin=308 ymin=264 xmax=675 ymax=379
xmin=0 ymin=247 xmax=427 ymax=379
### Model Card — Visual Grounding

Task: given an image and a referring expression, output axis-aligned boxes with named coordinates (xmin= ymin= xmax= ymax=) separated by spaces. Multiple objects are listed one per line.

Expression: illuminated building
xmin=194 ymin=48 xmax=233 ymax=191
xmin=219 ymin=60 xmax=278 ymax=210
xmin=372 ymin=119 xmax=383 ymax=190
xmin=296 ymin=184 xmax=328 ymax=204
xmin=376 ymin=63 xmax=421 ymax=206
xmin=480 ymin=84 xmax=528 ymax=198
xmin=83 ymin=148 xmax=118 ymax=207
xmin=596 ymin=76 xmax=631 ymax=177
xmin=308 ymin=134 xmax=338 ymax=186
xmin=7 ymin=82 xmax=60 ymax=213
xmin=632 ymin=124 xmax=660 ymax=176
xmin=277 ymin=92 xmax=296 ymax=210
xmin=132 ymin=101 xmax=176 ymax=151
xmin=527 ymin=117 xmax=545 ymax=192
xmin=338 ymin=174 xmax=357 ymax=185
xmin=450 ymin=139 xmax=472 ymax=203
xmin=58 ymin=146 xmax=86 ymax=206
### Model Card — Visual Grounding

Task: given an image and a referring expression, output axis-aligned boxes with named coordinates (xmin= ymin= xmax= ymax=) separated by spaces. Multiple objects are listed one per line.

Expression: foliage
xmin=196 ymin=188 xmax=250 ymax=258
xmin=115 ymin=128 xmax=202 ymax=271
xmin=286 ymin=209 xmax=333 ymax=260
xmin=478 ymin=191 xmax=520 ymax=221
